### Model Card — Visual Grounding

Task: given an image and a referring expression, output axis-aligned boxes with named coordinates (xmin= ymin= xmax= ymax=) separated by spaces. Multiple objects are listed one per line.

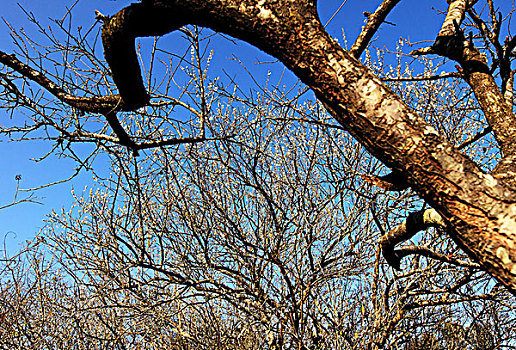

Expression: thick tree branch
xmin=100 ymin=0 xmax=516 ymax=294
xmin=437 ymin=0 xmax=478 ymax=38
xmin=411 ymin=0 xmax=516 ymax=157
xmin=101 ymin=4 xmax=185 ymax=110
xmin=468 ymin=8 xmax=515 ymax=100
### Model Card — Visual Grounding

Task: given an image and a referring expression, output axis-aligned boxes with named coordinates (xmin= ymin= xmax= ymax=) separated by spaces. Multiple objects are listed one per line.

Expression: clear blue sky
xmin=0 ymin=0 xmax=460 ymax=255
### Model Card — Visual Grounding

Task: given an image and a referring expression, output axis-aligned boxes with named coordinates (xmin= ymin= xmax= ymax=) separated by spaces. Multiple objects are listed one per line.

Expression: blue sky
xmin=0 ymin=0 xmax=465 ymax=255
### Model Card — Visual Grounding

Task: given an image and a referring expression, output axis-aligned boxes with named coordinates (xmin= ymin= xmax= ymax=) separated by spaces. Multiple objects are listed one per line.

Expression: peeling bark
xmin=505 ymin=71 xmax=515 ymax=108
xmin=99 ymin=0 xmax=516 ymax=294
xmin=361 ymin=171 xmax=409 ymax=192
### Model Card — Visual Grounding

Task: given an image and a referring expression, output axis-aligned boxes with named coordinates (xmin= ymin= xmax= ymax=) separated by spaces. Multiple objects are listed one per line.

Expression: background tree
xmin=1 ymin=1 xmax=516 ymax=349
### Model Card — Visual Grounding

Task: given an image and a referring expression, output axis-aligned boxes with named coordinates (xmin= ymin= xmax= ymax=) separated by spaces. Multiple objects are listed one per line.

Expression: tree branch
xmin=0 ymin=50 xmax=128 ymax=113
xmin=393 ymin=245 xmax=480 ymax=269
xmin=99 ymin=0 xmax=516 ymax=294
xmin=1 ymin=48 xmax=216 ymax=153
xmin=381 ymin=71 xmax=461 ymax=82
xmin=379 ymin=209 xmax=445 ymax=270
xmin=350 ymin=0 xmax=401 ymax=58
xmin=457 ymin=126 xmax=492 ymax=150
xmin=417 ymin=0 xmax=516 ymax=157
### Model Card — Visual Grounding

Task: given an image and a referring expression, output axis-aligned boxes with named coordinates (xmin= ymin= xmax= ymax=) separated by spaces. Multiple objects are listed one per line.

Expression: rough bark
xmin=412 ymin=0 xmax=516 ymax=157
xmin=100 ymin=0 xmax=516 ymax=294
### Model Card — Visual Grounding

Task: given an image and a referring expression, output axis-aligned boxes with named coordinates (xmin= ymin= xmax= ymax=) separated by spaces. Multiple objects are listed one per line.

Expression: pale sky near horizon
xmin=0 ymin=0 xmax=496 ymax=255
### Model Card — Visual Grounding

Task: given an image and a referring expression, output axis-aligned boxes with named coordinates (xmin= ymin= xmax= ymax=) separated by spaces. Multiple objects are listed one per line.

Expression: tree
xmin=2 ymin=88 xmax=515 ymax=348
xmin=1 ymin=1 xmax=516 ymax=349
xmin=3 ymin=0 xmax=515 ymax=292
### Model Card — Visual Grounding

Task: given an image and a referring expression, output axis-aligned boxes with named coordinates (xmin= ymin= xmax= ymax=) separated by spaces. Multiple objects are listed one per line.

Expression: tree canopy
xmin=1 ymin=0 xmax=515 ymax=348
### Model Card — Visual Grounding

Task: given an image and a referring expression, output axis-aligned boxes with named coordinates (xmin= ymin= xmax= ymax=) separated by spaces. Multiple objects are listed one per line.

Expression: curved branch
xmin=380 ymin=209 xmax=445 ymax=270
xmin=103 ymin=111 xmax=139 ymax=154
xmin=101 ymin=3 xmax=186 ymax=110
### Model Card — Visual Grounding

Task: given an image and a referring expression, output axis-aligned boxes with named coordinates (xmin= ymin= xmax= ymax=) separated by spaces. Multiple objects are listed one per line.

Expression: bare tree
xmin=4 ymin=0 xmax=515 ymax=292
xmin=3 ymin=93 xmax=515 ymax=348
xmin=1 ymin=1 xmax=516 ymax=349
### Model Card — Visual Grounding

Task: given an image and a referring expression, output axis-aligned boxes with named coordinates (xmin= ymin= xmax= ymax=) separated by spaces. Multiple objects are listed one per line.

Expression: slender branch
xmin=393 ymin=245 xmax=480 ymax=269
xmin=457 ymin=126 xmax=492 ymax=150
xmin=0 ymin=72 xmax=70 ymax=136
xmin=0 ymin=178 xmax=43 ymax=210
xmin=350 ymin=0 xmax=401 ymax=58
xmin=0 ymin=50 xmax=128 ymax=113
xmin=136 ymin=134 xmax=234 ymax=151
xmin=467 ymin=8 xmax=502 ymax=51
xmin=403 ymin=293 xmax=499 ymax=310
